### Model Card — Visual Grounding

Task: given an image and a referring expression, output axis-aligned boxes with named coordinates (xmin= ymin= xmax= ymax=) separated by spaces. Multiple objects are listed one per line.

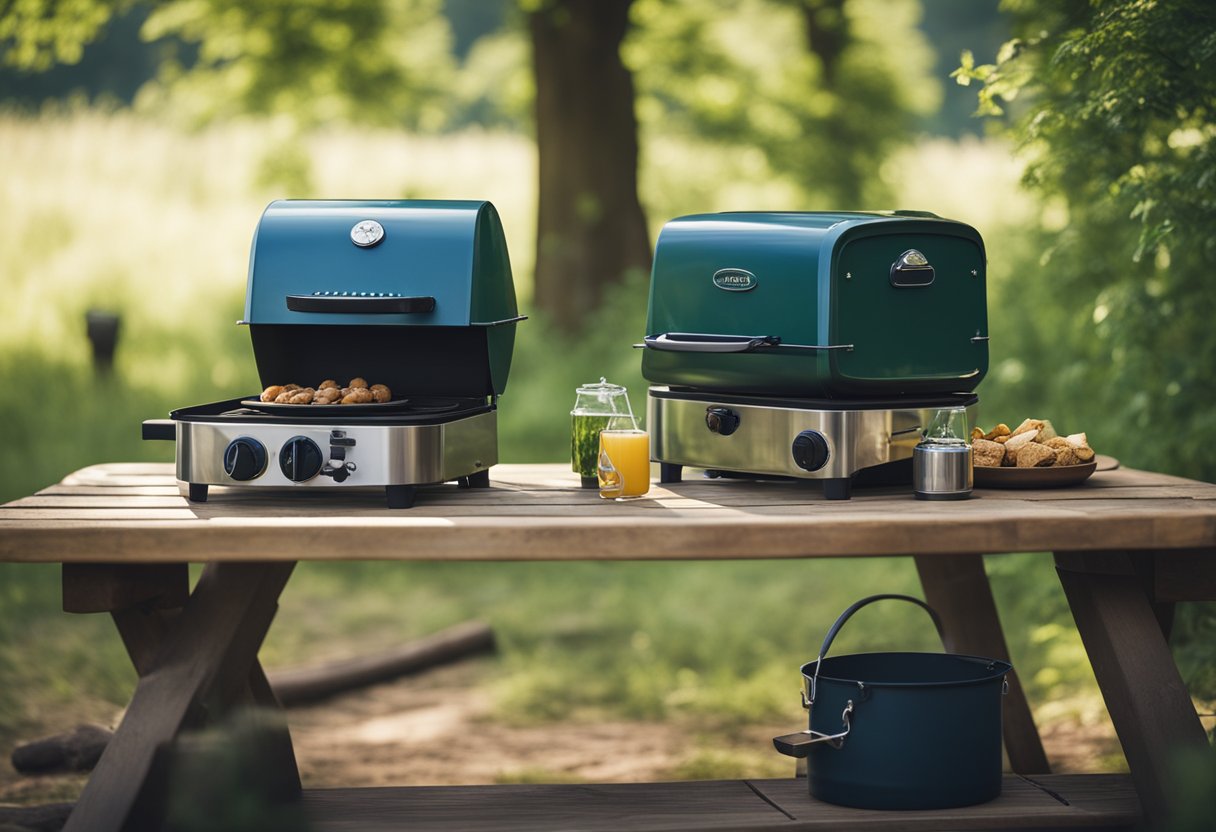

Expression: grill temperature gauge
xmin=350 ymin=219 xmax=385 ymax=248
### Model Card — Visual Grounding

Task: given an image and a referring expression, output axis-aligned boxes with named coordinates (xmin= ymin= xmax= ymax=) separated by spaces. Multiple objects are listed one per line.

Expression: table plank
xmin=3 ymin=464 xmax=1215 ymax=564
xmin=3 ymin=512 xmax=1216 ymax=562
xmin=301 ymin=775 xmax=1139 ymax=831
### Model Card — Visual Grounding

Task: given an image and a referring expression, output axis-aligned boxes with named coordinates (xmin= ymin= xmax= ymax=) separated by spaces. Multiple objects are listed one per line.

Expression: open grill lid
xmin=241 ymin=199 xmax=522 ymax=399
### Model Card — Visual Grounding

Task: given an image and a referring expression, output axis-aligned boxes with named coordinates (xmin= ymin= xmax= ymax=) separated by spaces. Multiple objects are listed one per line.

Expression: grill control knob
xmin=791 ymin=430 xmax=830 ymax=472
xmin=705 ymin=407 xmax=741 ymax=436
xmin=223 ymin=437 xmax=267 ymax=481
xmin=279 ymin=436 xmax=324 ymax=482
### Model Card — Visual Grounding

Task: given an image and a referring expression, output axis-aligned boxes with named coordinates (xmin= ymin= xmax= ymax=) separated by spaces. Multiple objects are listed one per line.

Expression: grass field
xmin=0 ymin=109 xmax=1121 ymax=789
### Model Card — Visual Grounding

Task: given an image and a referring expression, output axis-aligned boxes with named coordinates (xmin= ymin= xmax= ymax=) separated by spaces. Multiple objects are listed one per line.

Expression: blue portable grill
xmin=143 ymin=199 xmax=524 ymax=509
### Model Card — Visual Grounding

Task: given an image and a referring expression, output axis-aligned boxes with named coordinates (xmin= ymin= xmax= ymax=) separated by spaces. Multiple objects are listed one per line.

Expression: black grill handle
xmin=142 ymin=419 xmax=176 ymax=441
xmin=285 ymin=295 xmax=436 ymax=314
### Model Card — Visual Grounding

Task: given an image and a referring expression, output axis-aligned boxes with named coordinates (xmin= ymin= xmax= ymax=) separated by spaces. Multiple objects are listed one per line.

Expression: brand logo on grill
xmin=712 ymin=269 xmax=758 ymax=292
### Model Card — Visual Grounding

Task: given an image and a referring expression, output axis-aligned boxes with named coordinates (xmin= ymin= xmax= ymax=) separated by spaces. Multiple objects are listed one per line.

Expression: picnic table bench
xmin=2 ymin=460 xmax=1214 ymax=831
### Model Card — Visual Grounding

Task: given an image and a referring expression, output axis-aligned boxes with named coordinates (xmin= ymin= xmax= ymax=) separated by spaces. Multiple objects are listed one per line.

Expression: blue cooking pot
xmin=773 ymin=594 xmax=1010 ymax=810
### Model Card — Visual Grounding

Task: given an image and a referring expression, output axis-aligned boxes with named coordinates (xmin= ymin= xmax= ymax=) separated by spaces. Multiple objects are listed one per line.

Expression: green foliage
xmin=961 ymin=0 xmax=1216 ymax=483
xmin=138 ymin=0 xmax=456 ymax=129
xmin=0 ymin=0 xmax=128 ymax=71
xmin=627 ymin=0 xmax=940 ymax=206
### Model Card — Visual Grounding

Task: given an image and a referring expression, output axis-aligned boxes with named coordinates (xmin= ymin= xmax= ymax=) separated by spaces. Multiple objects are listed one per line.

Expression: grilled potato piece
xmin=1016 ymin=442 xmax=1057 ymax=468
xmin=260 ymin=385 xmax=284 ymax=403
xmin=370 ymin=384 xmax=392 ymax=403
xmin=983 ymin=423 xmax=1011 ymax=441
xmin=972 ymin=438 xmax=1005 ymax=468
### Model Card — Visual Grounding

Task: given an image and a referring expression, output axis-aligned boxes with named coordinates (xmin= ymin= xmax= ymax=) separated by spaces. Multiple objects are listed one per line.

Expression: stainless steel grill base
xmin=647 ymin=387 xmax=977 ymax=500
xmin=174 ymin=409 xmax=497 ymax=508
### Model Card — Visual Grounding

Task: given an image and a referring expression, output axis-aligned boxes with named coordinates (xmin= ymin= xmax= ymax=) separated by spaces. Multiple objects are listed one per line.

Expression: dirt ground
xmin=0 ymin=659 xmax=1125 ymax=807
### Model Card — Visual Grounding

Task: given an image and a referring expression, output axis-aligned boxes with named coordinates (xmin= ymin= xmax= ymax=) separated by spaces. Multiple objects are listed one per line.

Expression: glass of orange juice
xmin=597 ymin=415 xmax=650 ymax=499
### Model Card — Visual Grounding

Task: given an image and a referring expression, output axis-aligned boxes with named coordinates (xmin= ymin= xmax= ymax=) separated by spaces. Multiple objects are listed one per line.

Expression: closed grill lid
xmin=642 ymin=210 xmax=988 ymax=399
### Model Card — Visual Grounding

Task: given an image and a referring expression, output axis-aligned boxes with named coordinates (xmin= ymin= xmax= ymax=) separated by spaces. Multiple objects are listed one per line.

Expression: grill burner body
xmin=649 ymin=389 xmax=978 ymax=500
xmin=149 ymin=398 xmax=495 ymax=509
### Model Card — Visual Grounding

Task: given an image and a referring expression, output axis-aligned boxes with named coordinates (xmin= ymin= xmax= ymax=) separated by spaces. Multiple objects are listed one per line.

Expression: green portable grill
xmin=641 ymin=211 xmax=988 ymax=499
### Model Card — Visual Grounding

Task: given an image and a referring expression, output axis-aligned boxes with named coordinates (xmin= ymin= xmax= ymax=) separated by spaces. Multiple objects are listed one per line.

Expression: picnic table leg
xmin=1054 ymin=550 xmax=1209 ymax=828
xmin=914 ymin=554 xmax=1051 ymax=774
xmin=61 ymin=561 xmax=297 ymax=832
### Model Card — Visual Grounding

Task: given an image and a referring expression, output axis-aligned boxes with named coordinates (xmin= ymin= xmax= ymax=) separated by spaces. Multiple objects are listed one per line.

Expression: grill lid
xmin=244 ymin=199 xmax=517 ymax=328
xmin=242 ymin=199 xmax=521 ymax=398
xmin=642 ymin=210 xmax=988 ymax=398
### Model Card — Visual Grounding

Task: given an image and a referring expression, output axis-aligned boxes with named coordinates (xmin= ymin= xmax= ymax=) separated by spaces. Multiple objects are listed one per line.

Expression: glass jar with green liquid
xmin=571 ymin=378 xmax=636 ymax=488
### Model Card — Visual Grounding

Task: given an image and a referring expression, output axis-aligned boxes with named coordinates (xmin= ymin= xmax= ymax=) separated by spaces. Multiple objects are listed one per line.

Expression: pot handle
xmin=773 ymin=700 xmax=854 ymax=758
xmin=807 ymin=594 xmax=945 ymax=706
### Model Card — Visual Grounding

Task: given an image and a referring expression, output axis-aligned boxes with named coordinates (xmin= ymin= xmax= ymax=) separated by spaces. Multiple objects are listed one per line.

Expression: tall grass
xmin=0 ymin=110 xmax=1117 ymax=782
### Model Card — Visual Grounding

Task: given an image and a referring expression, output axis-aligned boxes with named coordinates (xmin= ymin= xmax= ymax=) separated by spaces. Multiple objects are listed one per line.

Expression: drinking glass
xmin=597 ymin=414 xmax=650 ymax=500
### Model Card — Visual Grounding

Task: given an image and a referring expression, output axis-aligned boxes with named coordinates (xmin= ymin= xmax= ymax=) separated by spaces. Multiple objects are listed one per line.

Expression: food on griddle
xmin=260 ymin=378 xmax=392 ymax=404
xmin=971 ymin=419 xmax=1095 ymax=468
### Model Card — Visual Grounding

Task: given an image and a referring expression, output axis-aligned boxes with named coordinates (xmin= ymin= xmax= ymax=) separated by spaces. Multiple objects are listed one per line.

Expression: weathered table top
xmin=1 ymin=459 xmax=1213 ymax=562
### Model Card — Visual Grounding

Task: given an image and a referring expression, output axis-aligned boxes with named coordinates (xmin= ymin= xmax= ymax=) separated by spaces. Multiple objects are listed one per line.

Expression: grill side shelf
xmin=142 ymin=420 xmax=176 ymax=441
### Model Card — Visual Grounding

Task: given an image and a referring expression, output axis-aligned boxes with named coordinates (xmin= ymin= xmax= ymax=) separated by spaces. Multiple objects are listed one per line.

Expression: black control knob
xmin=223 ymin=437 xmax=267 ymax=481
xmin=279 ymin=436 xmax=324 ymax=482
xmin=705 ymin=407 xmax=741 ymax=436
xmin=791 ymin=430 xmax=830 ymax=472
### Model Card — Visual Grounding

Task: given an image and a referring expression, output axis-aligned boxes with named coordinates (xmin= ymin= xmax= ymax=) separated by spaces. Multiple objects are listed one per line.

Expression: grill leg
xmin=822 ymin=478 xmax=851 ymax=500
xmin=188 ymin=483 xmax=209 ymax=503
xmin=459 ymin=470 xmax=490 ymax=489
xmin=660 ymin=463 xmax=683 ymax=484
xmin=385 ymin=485 xmax=416 ymax=509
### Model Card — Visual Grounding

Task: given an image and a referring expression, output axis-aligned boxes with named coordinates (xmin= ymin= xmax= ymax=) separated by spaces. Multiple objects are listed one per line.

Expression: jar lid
xmin=575 ymin=377 xmax=626 ymax=395
xmin=572 ymin=377 xmax=634 ymax=417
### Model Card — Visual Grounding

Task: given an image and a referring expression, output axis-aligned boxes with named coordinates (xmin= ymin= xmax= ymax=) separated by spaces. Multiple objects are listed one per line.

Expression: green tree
xmin=2 ymin=0 xmax=936 ymax=331
xmin=528 ymin=0 xmax=652 ymax=332
xmin=628 ymin=0 xmax=938 ymax=208
xmin=956 ymin=0 xmax=1216 ymax=482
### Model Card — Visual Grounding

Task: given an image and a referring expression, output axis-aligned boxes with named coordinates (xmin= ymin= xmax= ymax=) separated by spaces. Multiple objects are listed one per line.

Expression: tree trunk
xmin=529 ymin=0 xmax=651 ymax=334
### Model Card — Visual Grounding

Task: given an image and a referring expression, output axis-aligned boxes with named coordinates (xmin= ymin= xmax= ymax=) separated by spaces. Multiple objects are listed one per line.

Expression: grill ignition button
xmin=279 ymin=436 xmax=324 ymax=482
xmin=705 ymin=407 xmax=741 ymax=436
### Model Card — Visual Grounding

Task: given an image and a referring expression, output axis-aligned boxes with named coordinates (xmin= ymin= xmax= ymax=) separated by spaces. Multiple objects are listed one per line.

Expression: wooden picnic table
xmin=1 ymin=460 xmax=1213 ymax=831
